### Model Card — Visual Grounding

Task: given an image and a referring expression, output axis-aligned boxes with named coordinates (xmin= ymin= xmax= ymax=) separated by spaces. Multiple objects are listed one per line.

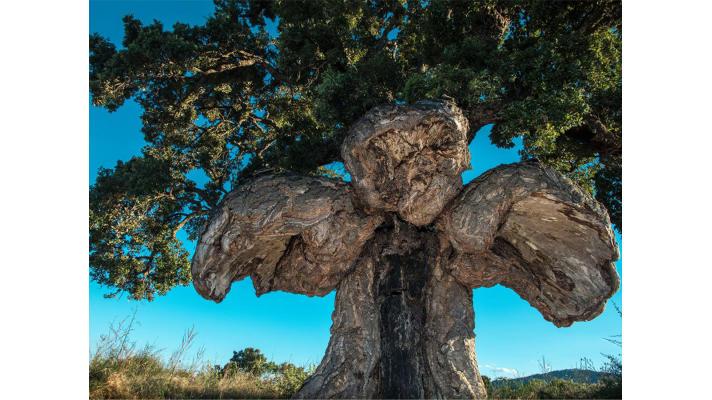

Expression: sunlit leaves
xmin=90 ymin=0 xmax=622 ymax=300
xmin=89 ymin=156 xmax=205 ymax=300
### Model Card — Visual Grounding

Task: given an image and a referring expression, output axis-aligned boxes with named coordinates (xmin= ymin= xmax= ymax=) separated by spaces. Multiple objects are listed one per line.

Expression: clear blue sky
xmin=89 ymin=0 xmax=622 ymax=378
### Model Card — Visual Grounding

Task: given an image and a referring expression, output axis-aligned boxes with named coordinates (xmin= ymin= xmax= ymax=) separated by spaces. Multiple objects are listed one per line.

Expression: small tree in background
xmin=218 ymin=348 xmax=277 ymax=377
xmin=214 ymin=347 xmax=312 ymax=395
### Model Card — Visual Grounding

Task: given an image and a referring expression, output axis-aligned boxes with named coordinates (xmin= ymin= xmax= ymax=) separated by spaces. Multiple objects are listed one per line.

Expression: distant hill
xmin=490 ymin=369 xmax=616 ymax=388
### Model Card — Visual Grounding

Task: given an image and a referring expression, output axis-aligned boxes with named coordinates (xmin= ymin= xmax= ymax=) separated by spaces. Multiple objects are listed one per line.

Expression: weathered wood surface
xmin=341 ymin=101 xmax=470 ymax=226
xmin=191 ymin=174 xmax=382 ymax=301
xmin=191 ymin=101 xmax=620 ymax=399
xmin=296 ymin=221 xmax=487 ymax=399
xmin=437 ymin=161 xmax=619 ymax=327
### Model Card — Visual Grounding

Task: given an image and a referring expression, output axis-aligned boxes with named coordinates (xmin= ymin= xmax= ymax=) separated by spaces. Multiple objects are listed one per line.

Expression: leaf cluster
xmin=90 ymin=0 xmax=622 ymax=299
xmin=215 ymin=347 xmax=312 ymax=394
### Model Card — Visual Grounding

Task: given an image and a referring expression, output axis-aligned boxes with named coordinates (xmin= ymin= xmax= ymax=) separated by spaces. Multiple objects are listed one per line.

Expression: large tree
xmin=187 ymin=102 xmax=619 ymax=398
xmin=90 ymin=1 xmax=620 ymax=301
xmin=90 ymin=2 xmax=622 ymax=397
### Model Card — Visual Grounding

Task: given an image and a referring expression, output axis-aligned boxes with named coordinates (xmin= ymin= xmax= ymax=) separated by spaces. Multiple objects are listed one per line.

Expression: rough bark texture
xmin=437 ymin=161 xmax=620 ymax=327
xmin=425 ymin=245 xmax=487 ymax=399
xmin=296 ymin=220 xmax=486 ymax=399
xmin=341 ymin=100 xmax=470 ymax=226
xmin=191 ymin=102 xmax=621 ymax=399
xmin=191 ymin=174 xmax=382 ymax=301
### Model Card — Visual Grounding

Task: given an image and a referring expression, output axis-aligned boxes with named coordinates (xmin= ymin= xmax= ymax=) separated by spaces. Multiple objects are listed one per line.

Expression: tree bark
xmin=191 ymin=103 xmax=620 ymax=400
xmin=295 ymin=219 xmax=487 ymax=399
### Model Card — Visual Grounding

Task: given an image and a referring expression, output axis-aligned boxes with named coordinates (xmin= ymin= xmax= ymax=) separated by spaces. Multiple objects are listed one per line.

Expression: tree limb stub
xmin=191 ymin=174 xmax=383 ymax=301
xmin=438 ymin=161 xmax=620 ymax=327
xmin=341 ymin=100 xmax=471 ymax=226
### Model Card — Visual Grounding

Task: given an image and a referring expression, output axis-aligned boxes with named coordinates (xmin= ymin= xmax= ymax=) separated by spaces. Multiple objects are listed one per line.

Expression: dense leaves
xmin=90 ymin=0 xmax=622 ymax=300
xmin=214 ymin=348 xmax=312 ymax=395
xmin=218 ymin=348 xmax=277 ymax=377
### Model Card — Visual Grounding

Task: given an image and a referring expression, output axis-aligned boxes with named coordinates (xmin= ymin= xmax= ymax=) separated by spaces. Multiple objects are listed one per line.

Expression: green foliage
xmin=214 ymin=347 xmax=313 ymax=395
xmin=90 ymin=156 xmax=208 ymax=300
xmin=273 ymin=362 xmax=313 ymax=395
xmin=482 ymin=375 xmax=492 ymax=394
xmin=90 ymin=0 xmax=622 ymax=300
xmin=218 ymin=348 xmax=277 ymax=377
xmin=488 ymin=378 xmax=621 ymax=399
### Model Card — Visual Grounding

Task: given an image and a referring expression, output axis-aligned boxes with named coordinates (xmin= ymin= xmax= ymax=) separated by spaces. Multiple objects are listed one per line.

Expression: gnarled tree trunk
xmin=295 ymin=219 xmax=487 ymax=399
xmin=191 ymin=101 xmax=620 ymax=400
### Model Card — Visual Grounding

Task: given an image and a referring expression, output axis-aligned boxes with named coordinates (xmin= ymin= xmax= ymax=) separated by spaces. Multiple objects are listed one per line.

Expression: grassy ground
xmin=90 ymin=359 xmax=295 ymax=399
xmin=486 ymin=377 xmax=622 ymax=399
xmin=89 ymin=315 xmax=310 ymax=399
xmin=89 ymin=315 xmax=621 ymax=399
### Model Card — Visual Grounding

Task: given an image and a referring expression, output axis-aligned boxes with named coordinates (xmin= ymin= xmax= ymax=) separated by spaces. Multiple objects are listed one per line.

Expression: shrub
xmin=272 ymin=362 xmax=314 ymax=396
xmin=482 ymin=375 xmax=492 ymax=394
xmin=218 ymin=348 xmax=278 ymax=378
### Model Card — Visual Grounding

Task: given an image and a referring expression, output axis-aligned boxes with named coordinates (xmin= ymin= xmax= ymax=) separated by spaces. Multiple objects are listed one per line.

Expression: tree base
xmin=295 ymin=219 xmax=487 ymax=399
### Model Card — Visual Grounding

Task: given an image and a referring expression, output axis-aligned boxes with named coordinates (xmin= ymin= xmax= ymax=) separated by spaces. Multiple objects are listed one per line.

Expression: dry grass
xmin=91 ymin=313 xmax=621 ymax=399
xmin=89 ymin=313 xmax=309 ymax=399
xmin=90 ymin=367 xmax=288 ymax=399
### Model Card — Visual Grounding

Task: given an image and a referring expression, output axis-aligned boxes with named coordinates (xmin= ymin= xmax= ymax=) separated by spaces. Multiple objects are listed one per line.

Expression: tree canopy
xmin=90 ymin=0 xmax=622 ymax=300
